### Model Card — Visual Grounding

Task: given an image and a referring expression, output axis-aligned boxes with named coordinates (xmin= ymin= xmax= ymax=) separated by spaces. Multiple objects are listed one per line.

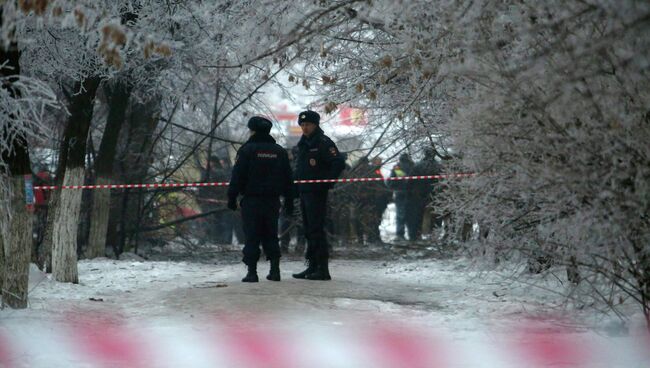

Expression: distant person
xmin=388 ymin=153 xmax=415 ymax=241
xmin=292 ymin=110 xmax=345 ymax=280
xmin=350 ymin=156 xmax=389 ymax=244
xmin=412 ymin=148 xmax=443 ymax=241
xmin=227 ymin=116 xmax=293 ymax=282
xmin=367 ymin=157 xmax=391 ymax=243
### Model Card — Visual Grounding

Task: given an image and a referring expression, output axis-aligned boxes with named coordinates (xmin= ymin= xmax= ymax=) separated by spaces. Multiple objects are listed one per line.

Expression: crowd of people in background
xmin=272 ymin=148 xmax=445 ymax=251
xmin=31 ymin=146 xmax=447 ymax=255
xmin=194 ymin=148 xmax=446 ymax=250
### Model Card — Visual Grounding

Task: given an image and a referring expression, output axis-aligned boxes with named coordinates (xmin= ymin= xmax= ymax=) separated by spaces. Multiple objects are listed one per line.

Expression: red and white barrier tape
xmin=2 ymin=314 xmax=648 ymax=367
xmin=33 ymin=173 xmax=475 ymax=191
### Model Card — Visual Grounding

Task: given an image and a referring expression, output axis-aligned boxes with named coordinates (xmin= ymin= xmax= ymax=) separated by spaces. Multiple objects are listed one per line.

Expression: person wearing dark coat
xmin=388 ymin=153 xmax=415 ymax=241
xmin=349 ymin=156 xmax=389 ymax=244
xmin=367 ymin=157 xmax=391 ymax=243
xmin=227 ymin=116 xmax=294 ymax=282
xmin=411 ymin=148 xmax=443 ymax=241
xmin=292 ymin=110 xmax=345 ymax=281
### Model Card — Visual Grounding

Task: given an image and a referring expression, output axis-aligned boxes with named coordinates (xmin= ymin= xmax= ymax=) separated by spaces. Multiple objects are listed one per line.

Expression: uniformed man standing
xmin=292 ymin=110 xmax=345 ymax=280
xmin=227 ymin=116 xmax=293 ymax=282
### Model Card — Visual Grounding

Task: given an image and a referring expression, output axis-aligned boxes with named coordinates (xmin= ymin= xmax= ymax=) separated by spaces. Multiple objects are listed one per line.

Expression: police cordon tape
xmin=33 ymin=173 xmax=476 ymax=191
xmin=2 ymin=313 xmax=649 ymax=367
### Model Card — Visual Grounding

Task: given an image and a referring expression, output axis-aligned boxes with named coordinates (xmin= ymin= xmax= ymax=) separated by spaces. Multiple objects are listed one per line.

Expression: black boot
xmin=306 ymin=258 xmax=331 ymax=281
xmin=242 ymin=263 xmax=259 ymax=282
xmin=267 ymin=258 xmax=281 ymax=281
xmin=292 ymin=259 xmax=316 ymax=279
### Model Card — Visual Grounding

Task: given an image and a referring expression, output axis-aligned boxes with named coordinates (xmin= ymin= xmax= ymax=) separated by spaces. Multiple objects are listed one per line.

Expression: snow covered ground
xmin=1 ymin=250 xmax=649 ymax=367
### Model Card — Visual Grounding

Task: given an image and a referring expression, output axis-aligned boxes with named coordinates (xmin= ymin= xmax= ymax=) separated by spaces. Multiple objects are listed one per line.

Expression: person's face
xmin=300 ymin=122 xmax=317 ymax=137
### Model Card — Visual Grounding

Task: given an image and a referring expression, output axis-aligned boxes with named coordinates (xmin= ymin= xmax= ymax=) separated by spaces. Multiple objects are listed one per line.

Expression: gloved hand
xmin=283 ymin=200 xmax=294 ymax=216
xmin=227 ymin=197 xmax=238 ymax=211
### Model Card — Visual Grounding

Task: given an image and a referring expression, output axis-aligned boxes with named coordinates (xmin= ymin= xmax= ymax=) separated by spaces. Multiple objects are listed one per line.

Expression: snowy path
xmin=12 ymin=258 xmax=539 ymax=328
xmin=1 ymin=256 xmax=649 ymax=367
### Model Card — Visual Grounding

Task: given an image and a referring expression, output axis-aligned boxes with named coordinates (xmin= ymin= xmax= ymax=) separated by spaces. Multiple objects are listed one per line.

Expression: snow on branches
xmin=292 ymin=0 xmax=650 ymax=321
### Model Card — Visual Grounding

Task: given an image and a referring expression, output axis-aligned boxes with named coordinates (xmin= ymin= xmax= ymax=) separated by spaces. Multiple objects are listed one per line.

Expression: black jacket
xmin=412 ymin=157 xmax=442 ymax=197
xmin=228 ymin=133 xmax=293 ymax=201
xmin=294 ymin=128 xmax=345 ymax=192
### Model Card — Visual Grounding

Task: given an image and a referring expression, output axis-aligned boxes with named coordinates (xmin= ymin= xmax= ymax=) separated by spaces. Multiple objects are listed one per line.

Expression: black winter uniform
xmin=228 ymin=133 xmax=293 ymax=266
xmin=294 ymin=128 xmax=345 ymax=262
xmin=411 ymin=156 xmax=443 ymax=236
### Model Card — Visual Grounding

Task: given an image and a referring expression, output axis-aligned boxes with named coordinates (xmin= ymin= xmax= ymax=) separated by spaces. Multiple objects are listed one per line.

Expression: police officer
xmin=227 ymin=116 xmax=294 ymax=282
xmin=292 ymin=110 xmax=345 ymax=280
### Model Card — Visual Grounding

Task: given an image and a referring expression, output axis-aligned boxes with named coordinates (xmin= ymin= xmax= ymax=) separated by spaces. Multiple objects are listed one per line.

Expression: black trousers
xmin=241 ymin=196 xmax=281 ymax=265
xmin=300 ymin=191 xmax=330 ymax=261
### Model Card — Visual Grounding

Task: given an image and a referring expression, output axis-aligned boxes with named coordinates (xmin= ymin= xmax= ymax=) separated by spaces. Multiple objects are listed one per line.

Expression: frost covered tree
xmin=0 ymin=15 xmax=32 ymax=308
xmin=4 ymin=0 xmax=647 ymax=327
xmin=1 ymin=2 xmax=58 ymax=308
xmin=290 ymin=0 xmax=650 ymax=327
xmin=5 ymin=0 xmax=365 ymax=268
xmin=442 ymin=0 xmax=650 ymax=327
xmin=9 ymin=0 xmax=173 ymax=280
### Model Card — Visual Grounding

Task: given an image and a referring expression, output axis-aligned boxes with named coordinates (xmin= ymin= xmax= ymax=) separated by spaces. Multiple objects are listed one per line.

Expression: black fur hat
xmin=297 ymin=110 xmax=320 ymax=125
xmin=247 ymin=116 xmax=272 ymax=134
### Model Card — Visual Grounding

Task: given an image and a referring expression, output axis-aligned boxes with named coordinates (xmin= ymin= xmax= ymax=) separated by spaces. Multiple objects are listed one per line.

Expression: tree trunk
xmin=3 ymin=176 xmax=33 ymax=308
xmin=113 ymin=94 xmax=160 ymax=256
xmin=39 ymin=189 xmax=58 ymax=272
xmin=86 ymin=80 xmax=131 ymax=259
xmin=1 ymin=124 xmax=33 ymax=310
xmin=86 ymin=177 xmax=112 ymax=258
xmin=51 ymin=77 xmax=100 ymax=283
xmin=51 ymin=167 xmax=84 ymax=283
xmin=1 ymin=13 xmax=33 ymax=308
xmin=39 ymin=115 xmax=74 ymax=272
xmin=127 ymin=98 xmax=160 ymax=250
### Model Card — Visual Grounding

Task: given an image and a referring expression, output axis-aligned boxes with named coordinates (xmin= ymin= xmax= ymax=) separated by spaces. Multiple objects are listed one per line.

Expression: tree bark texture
xmin=86 ymin=81 xmax=131 ymax=259
xmin=39 ymin=110 xmax=74 ymax=272
xmin=51 ymin=77 xmax=100 ymax=283
xmin=39 ymin=189 xmax=58 ymax=272
xmin=51 ymin=167 xmax=84 ymax=283
xmin=3 ymin=176 xmax=33 ymax=308
xmin=113 ymin=95 xmax=160 ymax=256
xmin=1 ymin=13 xmax=33 ymax=309
xmin=86 ymin=177 xmax=112 ymax=258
